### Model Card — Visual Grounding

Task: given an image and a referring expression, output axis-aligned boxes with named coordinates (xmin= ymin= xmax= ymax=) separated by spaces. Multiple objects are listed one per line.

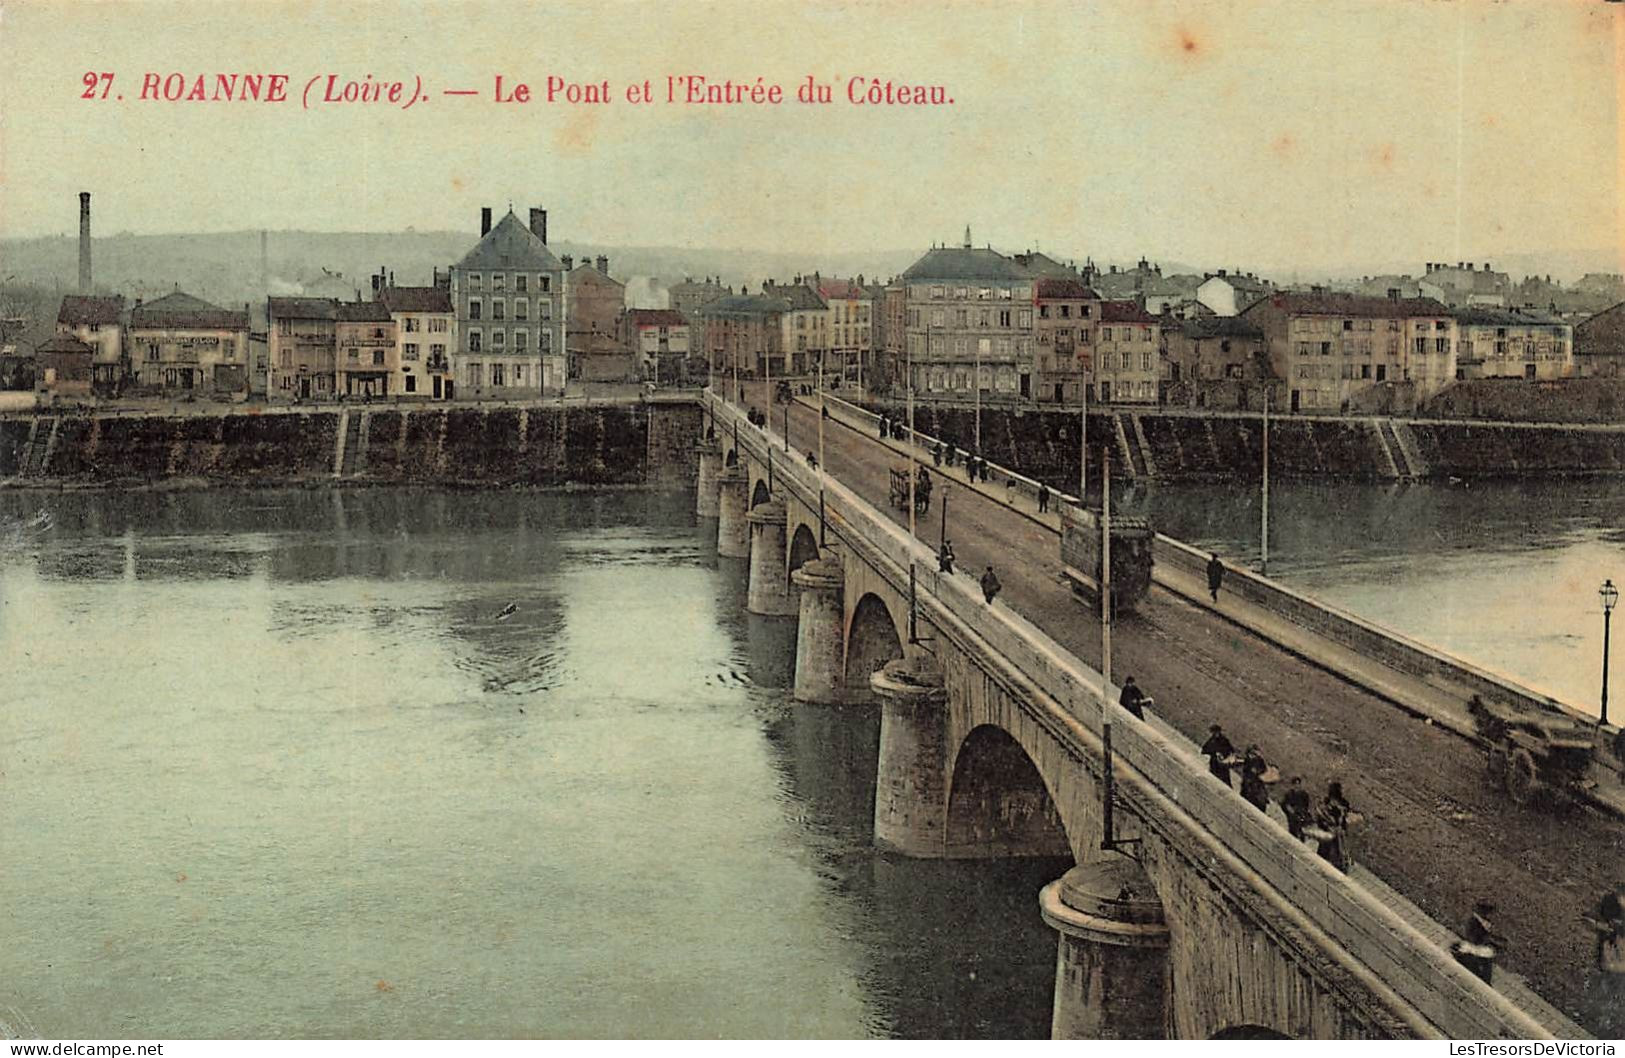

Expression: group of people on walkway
xmin=1199 ymin=722 xmax=1359 ymax=872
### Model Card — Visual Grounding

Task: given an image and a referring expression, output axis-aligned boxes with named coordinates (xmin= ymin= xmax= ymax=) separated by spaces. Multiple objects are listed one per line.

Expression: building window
xmin=405 ymin=343 xmax=420 ymax=361
xmin=429 ymin=318 xmax=448 ymax=333
xmin=469 ymin=330 xmax=482 ymax=353
xmin=515 ymin=330 xmax=528 ymax=350
xmin=469 ymin=300 xmax=482 ymax=320
xmin=404 ymin=375 xmax=416 ymax=393
xmin=515 ymin=363 xmax=526 ymax=385
xmin=491 ymin=363 xmax=505 ymax=386
xmin=348 ymin=348 xmax=360 ymax=362
xmin=516 ymin=300 xmax=528 ymax=320
xmin=999 ymin=310 xmax=1011 ymax=327
xmin=517 ymin=275 xmax=528 ymax=293
xmin=493 ymin=330 xmax=506 ymax=348
xmin=431 ymin=343 xmax=445 ymax=362
xmin=540 ymin=277 xmax=550 ymax=293
xmin=372 ymin=350 xmax=385 ymax=366
xmin=470 ymin=274 xmax=482 ymax=290
xmin=931 ymin=309 xmax=945 ymax=327
xmin=468 ymin=362 xmax=482 ymax=386
xmin=493 ymin=300 xmax=506 ymax=321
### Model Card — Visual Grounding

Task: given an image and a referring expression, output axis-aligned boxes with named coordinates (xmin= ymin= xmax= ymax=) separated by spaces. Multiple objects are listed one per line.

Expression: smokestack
xmin=596 ymin=255 xmax=608 ymax=275
xmin=481 ymin=207 xmax=493 ymax=236
xmin=78 ymin=192 xmax=91 ymax=292
xmin=562 ymin=255 xmax=574 ymax=271
xmin=531 ymin=207 xmax=548 ymax=244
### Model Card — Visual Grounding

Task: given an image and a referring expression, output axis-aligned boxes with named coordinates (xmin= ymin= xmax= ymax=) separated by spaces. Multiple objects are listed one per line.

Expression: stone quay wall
xmin=867 ymin=401 xmax=1625 ymax=482
xmin=0 ymin=400 xmax=704 ymax=489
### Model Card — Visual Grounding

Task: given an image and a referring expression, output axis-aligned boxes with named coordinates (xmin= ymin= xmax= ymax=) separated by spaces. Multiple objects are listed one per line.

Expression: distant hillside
xmin=0 ymin=229 xmax=924 ymax=310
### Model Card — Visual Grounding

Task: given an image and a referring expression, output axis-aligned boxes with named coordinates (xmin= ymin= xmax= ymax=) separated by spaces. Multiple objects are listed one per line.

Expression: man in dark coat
xmin=1453 ymin=901 xmax=1505 ymax=985
xmin=1201 ymin=724 xmax=1236 ymax=786
xmin=1207 ymin=552 xmax=1225 ymax=602
xmin=1037 ymin=483 xmax=1050 ymax=514
xmin=938 ymin=540 xmax=956 ymax=575
xmin=1239 ymin=745 xmax=1271 ymax=813
xmin=878 ymin=415 xmax=888 ymax=439
xmin=1118 ymin=676 xmax=1150 ymax=720
xmin=980 ymin=565 xmax=1002 ymax=604
xmin=1280 ymin=776 xmax=1312 ymax=840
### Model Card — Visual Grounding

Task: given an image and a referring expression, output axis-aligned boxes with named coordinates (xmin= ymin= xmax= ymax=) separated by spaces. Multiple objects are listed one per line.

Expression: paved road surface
xmin=728 ymin=384 xmax=1623 ymax=1034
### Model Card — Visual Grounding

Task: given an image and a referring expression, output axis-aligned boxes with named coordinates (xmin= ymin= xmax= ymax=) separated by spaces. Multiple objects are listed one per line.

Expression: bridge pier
xmin=1039 ymin=854 xmax=1170 ymax=1040
xmin=746 ymin=501 xmax=797 ymax=616
xmin=695 ymin=440 xmax=721 ymax=518
xmin=792 ymin=551 xmax=846 ymax=703
xmin=871 ymin=653 xmax=949 ymax=856
xmin=715 ymin=467 xmax=749 ymax=558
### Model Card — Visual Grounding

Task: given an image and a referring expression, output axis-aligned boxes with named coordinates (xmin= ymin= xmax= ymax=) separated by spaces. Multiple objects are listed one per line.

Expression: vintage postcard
xmin=1 ymin=0 xmax=1622 ymax=1045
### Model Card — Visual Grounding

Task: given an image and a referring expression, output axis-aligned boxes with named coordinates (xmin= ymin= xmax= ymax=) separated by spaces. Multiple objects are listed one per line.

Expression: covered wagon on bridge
xmin=1469 ymin=695 xmax=1596 ymax=806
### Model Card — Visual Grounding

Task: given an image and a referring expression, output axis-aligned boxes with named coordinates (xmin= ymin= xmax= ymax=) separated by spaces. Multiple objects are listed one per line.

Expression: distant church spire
xmin=963 ymin=225 xmax=972 ymax=250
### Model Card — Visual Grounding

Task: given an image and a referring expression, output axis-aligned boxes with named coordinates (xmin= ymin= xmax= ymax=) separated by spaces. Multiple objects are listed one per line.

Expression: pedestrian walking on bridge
xmin=1313 ymin=782 xmax=1354 ymax=873
xmin=1201 ymin=724 xmax=1236 ymax=786
xmin=1207 ymin=552 xmax=1225 ymax=603
xmin=980 ymin=565 xmax=1002 ymax=604
xmin=878 ymin=415 xmax=889 ymax=439
xmin=1037 ymin=483 xmax=1051 ymax=514
xmin=1452 ymin=901 xmax=1505 ymax=985
xmin=1118 ymin=676 xmax=1151 ymax=720
xmin=1239 ymin=745 xmax=1272 ymax=813
xmin=1280 ymin=776 xmax=1312 ymax=840
xmin=938 ymin=539 xmax=956 ymax=575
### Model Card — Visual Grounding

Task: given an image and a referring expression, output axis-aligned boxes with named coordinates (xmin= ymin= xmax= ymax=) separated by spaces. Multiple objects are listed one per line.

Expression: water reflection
xmin=0 ymin=487 xmax=1062 ymax=1039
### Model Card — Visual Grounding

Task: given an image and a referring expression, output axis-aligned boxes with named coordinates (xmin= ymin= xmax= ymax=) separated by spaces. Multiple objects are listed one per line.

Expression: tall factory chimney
xmin=78 ymin=192 xmax=92 ymax=292
xmin=481 ymin=207 xmax=493 ymax=236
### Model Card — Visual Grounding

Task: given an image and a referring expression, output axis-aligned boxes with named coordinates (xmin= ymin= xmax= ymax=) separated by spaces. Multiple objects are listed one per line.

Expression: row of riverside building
xmin=33 ymin=204 xmax=695 ymax=404
xmin=690 ymin=231 xmax=1607 ymax=416
xmin=27 ymin=201 xmax=1625 ymax=413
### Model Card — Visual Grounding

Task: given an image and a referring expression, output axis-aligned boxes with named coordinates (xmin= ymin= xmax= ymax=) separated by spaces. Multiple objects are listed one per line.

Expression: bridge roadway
xmin=729 ymin=382 xmax=1620 ymax=1032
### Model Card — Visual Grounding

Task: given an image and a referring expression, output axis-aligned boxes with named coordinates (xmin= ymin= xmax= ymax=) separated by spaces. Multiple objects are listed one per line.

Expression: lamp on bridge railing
xmin=1601 ymin=578 xmax=1618 ymax=726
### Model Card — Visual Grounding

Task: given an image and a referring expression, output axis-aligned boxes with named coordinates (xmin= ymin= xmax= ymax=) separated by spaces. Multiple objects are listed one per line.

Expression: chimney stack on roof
xmin=595 ymin=255 xmax=608 ymax=275
xmin=78 ymin=192 xmax=92 ymax=293
xmin=481 ymin=207 xmax=493 ymax=236
xmin=530 ymin=207 xmax=548 ymax=244
xmin=562 ymin=254 xmax=574 ymax=271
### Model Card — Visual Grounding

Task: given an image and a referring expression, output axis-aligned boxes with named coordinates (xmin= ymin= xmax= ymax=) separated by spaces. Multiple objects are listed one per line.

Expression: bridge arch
xmin=751 ymin=478 xmax=772 ymax=509
xmin=945 ymin=724 xmax=1071 ymax=858
xmin=844 ymin=591 xmax=904 ymax=695
xmin=788 ymin=522 xmax=819 ymax=575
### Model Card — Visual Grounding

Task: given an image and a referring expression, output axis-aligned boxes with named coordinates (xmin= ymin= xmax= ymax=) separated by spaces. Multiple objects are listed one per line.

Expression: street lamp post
xmin=1261 ymin=387 xmax=1271 ymax=577
xmin=1602 ymin=579 xmax=1618 ymax=726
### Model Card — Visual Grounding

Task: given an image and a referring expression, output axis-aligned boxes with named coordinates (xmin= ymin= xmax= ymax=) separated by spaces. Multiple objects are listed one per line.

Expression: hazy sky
xmin=2 ymin=0 xmax=1620 ymax=271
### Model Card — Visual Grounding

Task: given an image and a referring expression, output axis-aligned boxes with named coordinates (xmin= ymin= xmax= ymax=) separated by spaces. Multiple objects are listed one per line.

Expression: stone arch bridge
xmin=696 ymin=393 xmax=1550 ymax=1040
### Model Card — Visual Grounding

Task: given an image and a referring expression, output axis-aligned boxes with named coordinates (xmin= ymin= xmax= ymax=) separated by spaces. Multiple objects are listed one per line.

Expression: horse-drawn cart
xmin=1470 ymin=696 xmax=1596 ymax=806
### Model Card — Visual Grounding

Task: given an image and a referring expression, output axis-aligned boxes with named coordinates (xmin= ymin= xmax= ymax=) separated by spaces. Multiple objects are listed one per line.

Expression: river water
xmin=1 ymin=478 xmax=1618 ymax=1038
xmin=0 ymin=489 xmax=1061 ymax=1040
xmin=1139 ymin=477 xmax=1625 ymax=719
